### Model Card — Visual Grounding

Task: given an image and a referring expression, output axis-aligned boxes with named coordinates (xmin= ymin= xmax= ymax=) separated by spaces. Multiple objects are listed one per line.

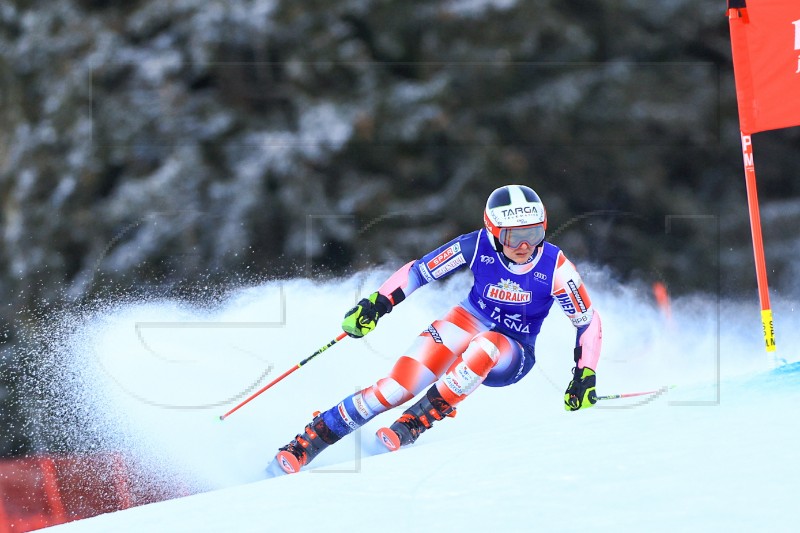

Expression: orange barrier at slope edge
xmin=0 ymin=454 xmax=174 ymax=532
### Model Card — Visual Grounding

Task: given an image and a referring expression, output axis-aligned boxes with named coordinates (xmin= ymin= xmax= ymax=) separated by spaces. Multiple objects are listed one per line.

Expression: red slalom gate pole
xmin=739 ymin=132 xmax=776 ymax=353
xmin=219 ymin=332 xmax=349 ymax=421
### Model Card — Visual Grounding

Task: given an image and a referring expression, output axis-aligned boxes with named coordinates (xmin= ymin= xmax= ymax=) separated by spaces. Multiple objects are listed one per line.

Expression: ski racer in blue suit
xmin=275 ymin=184 xmax=602 ymax=474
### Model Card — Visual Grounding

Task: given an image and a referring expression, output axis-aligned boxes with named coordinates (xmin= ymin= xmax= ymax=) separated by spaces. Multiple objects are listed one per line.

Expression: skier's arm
xmin=377 ymin=260 xmax=420 ymax=307
xmin=378 ymin=231 xmax=480 ymax=306
xmin=552 ymin=251 xmax=601 ymax=370
xmin=343 ymin=232 xmax=479 ymax=338
xmin=552 ymin=251 xmax=602 ymax=411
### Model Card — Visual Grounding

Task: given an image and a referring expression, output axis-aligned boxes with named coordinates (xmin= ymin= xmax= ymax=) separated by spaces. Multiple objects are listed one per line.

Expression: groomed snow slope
xmin=35 ymin=270 xmax=799 ymax=532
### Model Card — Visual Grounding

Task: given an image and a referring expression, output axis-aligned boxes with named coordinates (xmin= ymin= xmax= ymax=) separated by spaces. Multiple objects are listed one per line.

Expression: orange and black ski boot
xmin=376 ymin=385 xmax=456 ymax=452
xmin=275 ymin=412 xmax=341 ymax=474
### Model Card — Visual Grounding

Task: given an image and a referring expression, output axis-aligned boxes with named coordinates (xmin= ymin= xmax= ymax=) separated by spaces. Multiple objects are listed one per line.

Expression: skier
xmin=275 ymin=184 xmax=602 ymax=474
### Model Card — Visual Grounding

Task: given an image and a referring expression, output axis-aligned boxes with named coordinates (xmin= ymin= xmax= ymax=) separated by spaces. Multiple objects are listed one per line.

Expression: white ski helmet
xmin=483 ymin=185 xmax=547 ymax=249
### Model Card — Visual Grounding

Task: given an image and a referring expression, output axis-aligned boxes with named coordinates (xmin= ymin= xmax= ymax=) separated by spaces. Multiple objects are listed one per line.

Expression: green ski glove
xmin=342 ymin=292 xmax=393 ymax=338
xmin=564 ymin=366 xmax=597 ymax=411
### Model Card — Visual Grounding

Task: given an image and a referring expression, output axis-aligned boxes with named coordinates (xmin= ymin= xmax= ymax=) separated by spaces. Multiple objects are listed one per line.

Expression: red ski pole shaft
xmin=219 ymin=332 xmax=348 ymax=421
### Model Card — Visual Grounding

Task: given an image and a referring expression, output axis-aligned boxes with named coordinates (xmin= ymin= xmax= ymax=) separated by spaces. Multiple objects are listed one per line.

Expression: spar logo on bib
xmin=483 ymin=278 xmax=531 ymax=306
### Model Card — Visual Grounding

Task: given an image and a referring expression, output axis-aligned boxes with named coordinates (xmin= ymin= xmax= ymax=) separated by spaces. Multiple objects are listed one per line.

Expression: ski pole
xmin=219 ymin=332 xmax=348 ymax=421
xmin=597 ymin=385 xmax=674 ymax=401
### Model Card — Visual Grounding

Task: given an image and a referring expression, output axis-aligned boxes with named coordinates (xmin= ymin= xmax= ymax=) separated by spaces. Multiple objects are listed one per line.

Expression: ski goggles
xmin=498 ymin=224 xmax=545 ymax=249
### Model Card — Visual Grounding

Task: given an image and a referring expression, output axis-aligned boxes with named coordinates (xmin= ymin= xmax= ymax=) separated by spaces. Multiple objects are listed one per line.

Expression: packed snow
xmin=34 ymin=268 xmax=799 ymax=532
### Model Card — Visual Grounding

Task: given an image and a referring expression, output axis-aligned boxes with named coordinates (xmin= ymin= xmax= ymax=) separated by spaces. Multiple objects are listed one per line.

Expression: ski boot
xmin=275 ymin=412 xmax=341 ymax=474
xmin=376 ymin=385 xmax=456 ymax=452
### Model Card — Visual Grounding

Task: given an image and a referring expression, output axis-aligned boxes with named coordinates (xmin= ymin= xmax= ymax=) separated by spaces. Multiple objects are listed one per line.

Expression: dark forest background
xmin=1 ymin=0 xmax=798 ymax=456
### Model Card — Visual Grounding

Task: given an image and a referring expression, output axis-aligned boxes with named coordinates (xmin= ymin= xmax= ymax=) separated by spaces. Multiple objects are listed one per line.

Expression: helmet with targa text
xmin=483 ymin=185 xmax=547 ymax=249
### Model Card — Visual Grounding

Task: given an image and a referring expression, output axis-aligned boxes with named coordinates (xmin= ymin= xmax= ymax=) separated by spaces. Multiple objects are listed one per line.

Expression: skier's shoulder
xmin=415 ymin=229 xmax=482 ymax=282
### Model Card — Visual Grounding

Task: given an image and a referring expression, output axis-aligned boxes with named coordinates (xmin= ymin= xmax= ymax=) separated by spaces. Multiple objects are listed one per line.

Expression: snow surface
xmin=35 ymin=269 xmax=799 ymax=532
